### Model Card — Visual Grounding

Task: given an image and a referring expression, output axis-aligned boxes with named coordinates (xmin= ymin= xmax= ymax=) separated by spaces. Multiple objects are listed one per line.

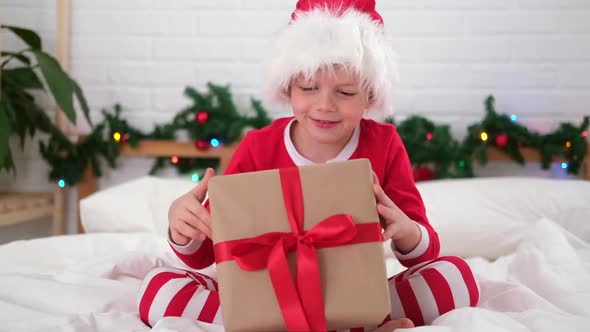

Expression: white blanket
xmin=0 ymin=219 xmax=588 ymax=332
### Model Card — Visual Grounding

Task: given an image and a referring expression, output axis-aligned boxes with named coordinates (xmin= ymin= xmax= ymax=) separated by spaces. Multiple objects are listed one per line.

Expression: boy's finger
xmin=184 ymin=202 xmax=211 ymax=226
xmin=178 ymin=210 xmax=211 ymax=238
xmin=171 ymin=229 xmax=190 ymax=244
xmin=373 ymin=184 xmax=401 ymax=210
xmin=377 ymin=203 xmax=405 ymax=227
xmin=190 ymin=168 xmax=216 ymax=201
xmin=184 ymin=216 xmax=211 ymax=238
xmin=373 ymin=183 xmax=394 ymax=208
xmin=383 ymin=224 xmax=396 ymax=239
xmin=194 ymin=204 xmax=212 ymax=226
xmin=176 ymin=220 xmax=202 ymax=240
xmin=376 ymin=204 xmax=394 ymax=225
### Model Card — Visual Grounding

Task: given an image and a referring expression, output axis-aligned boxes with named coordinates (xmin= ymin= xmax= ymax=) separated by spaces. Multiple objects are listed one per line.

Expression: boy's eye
xmin=300 ymin=86 xmax=317 ymax=92
xmin=339 ymin=91 xmax=358 ymax=96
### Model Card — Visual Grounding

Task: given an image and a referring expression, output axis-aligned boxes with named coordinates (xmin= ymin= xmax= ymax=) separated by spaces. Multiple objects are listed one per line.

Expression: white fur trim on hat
xmin=262 ymin=7 xmax=399 ymax=117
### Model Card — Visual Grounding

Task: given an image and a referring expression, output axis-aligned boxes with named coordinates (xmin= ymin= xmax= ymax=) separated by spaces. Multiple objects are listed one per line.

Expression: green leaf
xmin=12 ymin=99 xmax=29 ymax=147
xmin=0 ymin=97 xmax=12 ymax=168
xmin=71 ymin=79 xmax=92 ymax=127
xmin=1 ymin=51 xmax=31 ymax=65
xmin=25 ymin=102 xmax=54 ymax=133
xmin=1 ymin=25 xmax=42 ymax=50
xmin=3 ymin=67 xmax=43 ymax=89
xmin=32 ymin=50 xmax=76 ymax=124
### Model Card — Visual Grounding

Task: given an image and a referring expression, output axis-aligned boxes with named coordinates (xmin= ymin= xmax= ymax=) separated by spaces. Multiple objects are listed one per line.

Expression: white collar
xmin=283 ymin=118 xmax=360 ymax=166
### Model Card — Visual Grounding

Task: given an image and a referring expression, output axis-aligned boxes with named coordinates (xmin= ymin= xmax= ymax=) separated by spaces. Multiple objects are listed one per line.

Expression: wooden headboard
xmin=75 ymin=140 xmax=590 ymax=231
xmin=76 ymin=140 xmax=238 ymax=232
xmin=78 ymin=140 xmax=239 ymax=203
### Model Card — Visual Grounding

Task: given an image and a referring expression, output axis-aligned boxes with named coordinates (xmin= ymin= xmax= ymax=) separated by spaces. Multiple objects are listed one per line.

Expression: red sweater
xmin=170 ymin=117 xmax=440 ymax=269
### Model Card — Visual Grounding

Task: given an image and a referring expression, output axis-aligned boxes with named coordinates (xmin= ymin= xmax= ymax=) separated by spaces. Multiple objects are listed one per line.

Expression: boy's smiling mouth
xmin=310 ymin=117 xmax=341 ymax=128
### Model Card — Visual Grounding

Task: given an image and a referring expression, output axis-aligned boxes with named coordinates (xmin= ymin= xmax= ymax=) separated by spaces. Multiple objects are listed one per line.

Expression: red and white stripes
xmin=137 ymin=267 xmax=222 ymax=327
xmin=137 ymin=256 xmax=479 ymax=330
xmin=387 ymin=256 xmax=480 ymax=326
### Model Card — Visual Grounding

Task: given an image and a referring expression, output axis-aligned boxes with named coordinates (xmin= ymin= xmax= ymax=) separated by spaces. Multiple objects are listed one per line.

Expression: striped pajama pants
xmin=137 ymin=256 xmax=479 ymax=330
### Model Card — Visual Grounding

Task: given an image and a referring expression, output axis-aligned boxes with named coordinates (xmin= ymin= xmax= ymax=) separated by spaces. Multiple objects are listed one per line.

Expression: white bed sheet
xmin=0 ymin=219 xmax=588 ymax=332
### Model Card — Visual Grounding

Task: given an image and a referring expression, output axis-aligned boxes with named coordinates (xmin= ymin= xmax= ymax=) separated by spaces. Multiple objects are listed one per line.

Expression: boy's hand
xmin=372 ymin=173 xmax=421 ymax=253
xmin=168 ymin=168 xmax=215 ymax=246
xmin=370 ymin=318 xmax=414 ymax=331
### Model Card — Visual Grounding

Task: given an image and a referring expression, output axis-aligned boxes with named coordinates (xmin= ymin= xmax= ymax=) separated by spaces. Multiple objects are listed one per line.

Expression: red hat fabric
xmin=291 ymin=0 xmax=383 ymax=25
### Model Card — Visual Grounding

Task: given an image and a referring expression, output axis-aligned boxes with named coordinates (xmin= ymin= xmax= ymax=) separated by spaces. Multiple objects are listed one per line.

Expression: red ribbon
xmin=214 ymin=167 xmax=382 ymax=331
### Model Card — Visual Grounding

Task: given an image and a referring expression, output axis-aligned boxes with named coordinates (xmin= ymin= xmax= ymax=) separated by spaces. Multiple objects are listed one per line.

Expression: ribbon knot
xmin=297 ymin=234 xmax=308 ymax=244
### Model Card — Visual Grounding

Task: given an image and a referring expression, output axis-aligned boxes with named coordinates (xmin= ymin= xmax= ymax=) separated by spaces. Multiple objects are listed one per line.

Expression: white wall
xmin=1 ymin=0 xmax=589 ymax=241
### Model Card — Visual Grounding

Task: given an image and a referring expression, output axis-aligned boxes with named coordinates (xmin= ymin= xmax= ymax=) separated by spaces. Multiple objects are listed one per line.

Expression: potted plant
xmin=0 ymin=25 xmax=90 ymax=172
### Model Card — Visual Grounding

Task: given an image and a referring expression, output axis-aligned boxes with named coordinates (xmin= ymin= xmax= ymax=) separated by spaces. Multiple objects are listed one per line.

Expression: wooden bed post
xmin=77 ymin=161 xmax=97 ymax=233
xmin=53 ymin=0 xmax=71 ymax=235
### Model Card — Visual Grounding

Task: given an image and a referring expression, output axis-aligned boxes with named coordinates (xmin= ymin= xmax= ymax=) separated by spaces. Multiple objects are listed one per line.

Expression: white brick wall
xmin=1 ymin=0 xmax=589 ymax=239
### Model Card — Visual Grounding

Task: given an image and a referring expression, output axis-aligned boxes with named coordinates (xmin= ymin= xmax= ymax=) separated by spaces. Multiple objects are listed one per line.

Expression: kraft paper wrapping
xmin=209 ymin=159 xmax=390 ymax=331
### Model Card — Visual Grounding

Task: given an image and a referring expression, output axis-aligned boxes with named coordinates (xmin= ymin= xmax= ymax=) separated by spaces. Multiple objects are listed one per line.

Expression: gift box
xmin=209 ymin=159 xmax=390 ymax=332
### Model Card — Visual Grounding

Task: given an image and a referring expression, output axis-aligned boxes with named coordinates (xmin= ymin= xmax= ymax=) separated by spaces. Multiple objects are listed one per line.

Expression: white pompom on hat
xmin=262 ymin=0 xmax=399 ymax=117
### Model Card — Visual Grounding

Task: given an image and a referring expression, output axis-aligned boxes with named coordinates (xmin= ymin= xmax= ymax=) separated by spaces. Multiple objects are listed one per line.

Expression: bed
xmin=1 ymin=141 xmax=589 ymax=332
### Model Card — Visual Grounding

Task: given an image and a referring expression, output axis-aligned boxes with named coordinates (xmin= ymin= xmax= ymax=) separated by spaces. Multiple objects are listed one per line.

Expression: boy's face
xmin=288 ymin=65 xmax=372 ymax=147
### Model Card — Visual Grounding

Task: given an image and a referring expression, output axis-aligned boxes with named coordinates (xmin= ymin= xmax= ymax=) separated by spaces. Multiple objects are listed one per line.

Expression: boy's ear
xmin=368 ymin=90 xmax=375 ymax=106
xmin=284 ymin=85 xmax=292 ymax=100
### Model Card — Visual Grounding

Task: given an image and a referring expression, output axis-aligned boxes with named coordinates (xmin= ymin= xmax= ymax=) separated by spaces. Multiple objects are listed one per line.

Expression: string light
xmin=191 ymin=173 xmax=200 ymax=182
xmin=583 ymin=131 xmax=589 ymax=138
xmin=170 ymin=156 xmax=179 ymax=164
xmin=426 ymin=133 xmax=433 ymax=140
xmin=480 ymin=132 xmax=489 ymax=141
xmin=565 ymin=141 xmax=572 ymax=148
xmin=458 ymin=160 xmax=465 ymax=168
xmin=113 ymin=132 xmax=121 ymax=142
xmin=210 ymin=138 xmax=220 ymax=147
xmin=58 ymin=179 xmax=65 ymax=188
xmin=510 ymin=114 xmax=518 ymax=122
xmin=561 ymin=162 xmax=568 ymax=169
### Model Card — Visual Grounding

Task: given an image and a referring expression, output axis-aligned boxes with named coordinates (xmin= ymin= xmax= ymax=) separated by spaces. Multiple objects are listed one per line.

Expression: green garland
xmin=389 ymin=115 xmax=473 ymax=179
xmin=387 ymin=95 xmax=589 ymax=180
xmin=38 ymin=91 xmax=588 ymax=186
xmin=41 ymin=83 xmax=272 ymax=185
xmin=3 ymin=24 xmax=588 ymax=186
xmin=148 ymin=84 xmax=272 ymax=175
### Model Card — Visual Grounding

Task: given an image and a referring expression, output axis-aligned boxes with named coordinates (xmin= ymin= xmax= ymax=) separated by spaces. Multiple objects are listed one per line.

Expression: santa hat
xmin=262 ymin=0 xmax=398 ymax=117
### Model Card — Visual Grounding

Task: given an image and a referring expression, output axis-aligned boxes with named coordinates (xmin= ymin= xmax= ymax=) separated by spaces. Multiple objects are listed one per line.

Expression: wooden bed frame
xmin=77 ymin=140 xmax=239 ymax=201
xmin=76 ymin=140 xmax=239 ymax=232
xmin=76 ymin=140 xmax=590 ymax=230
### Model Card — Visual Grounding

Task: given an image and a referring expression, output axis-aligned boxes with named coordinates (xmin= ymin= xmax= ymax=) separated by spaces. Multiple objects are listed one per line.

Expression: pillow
xmin=80 ymin=176 xmax=194 ymax=237
xmin=416 ymin=177 xmax=590 ymax=259
xmin=81 ymin=175 xmax=590 ymax=260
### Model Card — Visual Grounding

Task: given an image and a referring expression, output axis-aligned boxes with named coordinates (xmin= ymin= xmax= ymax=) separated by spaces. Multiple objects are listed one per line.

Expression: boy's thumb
xmin=191 ymin=168 xmax=215 ymax=200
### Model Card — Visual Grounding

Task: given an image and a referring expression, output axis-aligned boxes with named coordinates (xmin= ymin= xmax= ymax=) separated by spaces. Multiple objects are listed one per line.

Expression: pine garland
xmin=389 ymin=116 xmax=474 ymax=179
xmin=387 ymin=95 xmax=589 ymax=180
xmin=37 ymin=90 xmax=588 ymax=186
xmin=40 ymin=83 xmax=272 ymax=185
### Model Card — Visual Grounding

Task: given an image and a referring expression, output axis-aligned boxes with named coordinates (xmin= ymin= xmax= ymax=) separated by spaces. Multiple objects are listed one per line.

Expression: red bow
xmin=215 ymin=167 xmax=382 ymax=331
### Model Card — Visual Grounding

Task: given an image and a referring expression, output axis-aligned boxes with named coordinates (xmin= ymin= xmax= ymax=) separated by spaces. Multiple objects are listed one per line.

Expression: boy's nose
xmin=316 ymin=90 xmax=336 ymax=112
